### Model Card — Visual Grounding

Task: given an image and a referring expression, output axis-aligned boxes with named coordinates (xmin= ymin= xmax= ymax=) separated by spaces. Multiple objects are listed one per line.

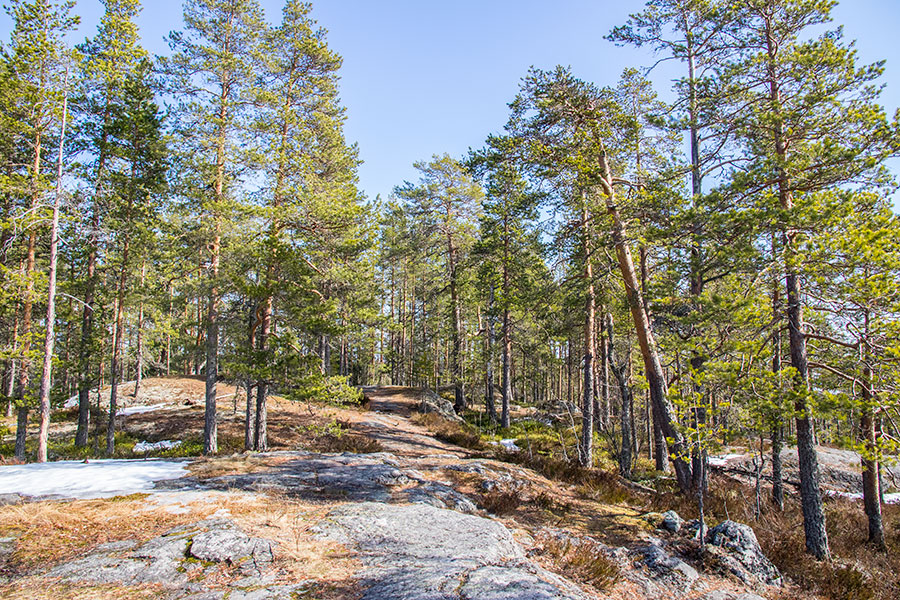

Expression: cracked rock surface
xmin=314 ymin=501 xmax=587 ymax=600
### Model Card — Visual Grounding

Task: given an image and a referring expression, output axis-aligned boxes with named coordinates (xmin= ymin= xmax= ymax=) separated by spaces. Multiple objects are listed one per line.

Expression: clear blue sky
xmin=2 ymin=0 xmax=898 ymax=202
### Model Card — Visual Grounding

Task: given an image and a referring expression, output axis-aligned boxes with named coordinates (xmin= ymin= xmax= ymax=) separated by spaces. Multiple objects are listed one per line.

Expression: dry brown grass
xmin=187 ymin=453 xmax=294 ymax=479
xmin=535 ymin=536 xmax=621 ymax=591
xmin=479 ymin=490 xmax=522 ymax=515
xmin=224 ymin=492 xmax=361 ymax=586
xmin=0 ymin=494 xmax=198 ymax=571
xmin=0 ymin=579 xmax=163 ymax=600
xmin=409 ymin=412 xmax=486 ymax=450
xmin=0 ymin=490 xmax=363 ymax=592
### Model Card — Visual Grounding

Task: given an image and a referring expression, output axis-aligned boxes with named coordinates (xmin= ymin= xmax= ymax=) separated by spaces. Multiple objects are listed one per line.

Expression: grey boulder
xmin=706 ymin=520 xmax=781 ymax=586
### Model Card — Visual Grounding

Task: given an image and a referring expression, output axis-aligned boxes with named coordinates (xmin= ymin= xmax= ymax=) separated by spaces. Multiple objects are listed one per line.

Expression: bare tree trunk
xmin=15 ymin=121 xmax=45 ymax=461
xmin=501 ymin=308 xmax=512 ymax=429
xmin=107 ymin=239 xmax=129 ymax=456
xmin=37 ymin=76 xmax=69 ymax=462
xmin=861 ymin=309 xmax=885 ymax=549
xmin=579 ymin=200 xmax=595 ymax=467
xmin=607 ymin=314 xmax=632 ymax=478
xmin=5 ymin=315 xmax=18 ymax=419
xmin=255 ymin=293 xmax=272 ymax=452
xmin=598 ymin=152 xmax=691 ymax=490
xmin=484 ymin=288 xmax=497 ymax=423
xmin=134 ymin=262 xmax=146 ymax=399
xmin=599 ymin=310 xmax=610 ymax=429
xmin=771 ymin=235 xmax=785 ymax=510
xmin=449 ymin=238 xmax=465 ymax=413
xmin=203 ymin=225 xmax=220 ymax=455
xmin=244 ymin=301 xmax=256 ymax=451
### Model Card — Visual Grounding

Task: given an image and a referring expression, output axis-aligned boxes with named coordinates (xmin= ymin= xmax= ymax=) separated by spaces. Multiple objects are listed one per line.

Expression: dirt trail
xmin=347 ymin=386 xmax=470 ymax=458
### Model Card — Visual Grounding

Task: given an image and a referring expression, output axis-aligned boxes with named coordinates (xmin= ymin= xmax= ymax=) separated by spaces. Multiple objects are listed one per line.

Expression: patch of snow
xmin=0 ymin=458 xmax=188 ymax=500
xmin=63 ymin=395 xmax=79 ymax=409
xmin=708 ymin=453 xmax=746 ymax=467
xmin=826 ymin=489 xmax=900 ymax=505
xmin=133 ymin=440 xmax=182 ymax=453
xmin=119 ymin=403 xmax=167 ymax=416
xmin=499 ymin=439 xmax=521 ymax=452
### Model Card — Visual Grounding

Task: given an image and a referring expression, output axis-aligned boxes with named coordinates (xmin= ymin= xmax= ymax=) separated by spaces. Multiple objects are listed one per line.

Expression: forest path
xmin=347 ymin=386 xmax=471 ymax=458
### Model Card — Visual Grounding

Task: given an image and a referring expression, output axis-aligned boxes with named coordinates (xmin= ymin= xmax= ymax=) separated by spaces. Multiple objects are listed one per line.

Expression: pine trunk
xmin=579 ymin=200 xmax=595 ymax=467
xmin=134 ymin=262 xmax=146 ymax=398
xmin=37 ymin=80 xmax=68 ymax=462
xmin=107 ymin=239 xmax=129 ymax=455
xmin=598 ymin=152 xmax=691 ymax=490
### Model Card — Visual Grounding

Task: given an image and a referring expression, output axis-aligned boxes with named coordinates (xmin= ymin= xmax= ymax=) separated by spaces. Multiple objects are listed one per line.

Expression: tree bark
xmin=107 ymin=238 xmax=129 ymax=456
xmin=607 ymin=314 xmax=632 ymax=478
xmin=484 ymin=288 xmax=497 ymax=423
xmin=579 ymin=199 xmax=595 ymax=467
xmin=134 ymin=262 xmax=146 ymax=399
xmin=449 ymin=237 xmax=465 ymax=413
xmin=597 ymin=151 xmax=692 ymax=490
xmin=771 ymin=235 xmax=785 ymax=510
xmin=255 ymin=293 xmax=272 ymax=452
xmin=37 ymin=76 xmax=68 ymax=462
xmin=245 ymin=301 xmax=256 ymax=451
xmin=764 ymin=15 xmax=829 ymax=559
xmin=860 ymin=309 xmax=885 ymax=549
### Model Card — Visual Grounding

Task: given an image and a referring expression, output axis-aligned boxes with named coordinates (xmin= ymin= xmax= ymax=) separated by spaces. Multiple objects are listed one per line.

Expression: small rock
xmin=660 ymin=510 xmax=684 ymax=533
xmin=406 ymin=482 xmax=478 ymax=514
xmin=635 ymin=540 xmax=699 ymax=587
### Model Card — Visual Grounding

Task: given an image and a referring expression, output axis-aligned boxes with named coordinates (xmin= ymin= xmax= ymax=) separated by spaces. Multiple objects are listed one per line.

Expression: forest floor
xmin=0 ymin=379 xmax=895 ymax=599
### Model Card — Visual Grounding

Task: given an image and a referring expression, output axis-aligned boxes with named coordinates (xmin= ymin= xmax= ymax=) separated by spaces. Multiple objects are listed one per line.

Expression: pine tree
xmin=73 ymin=0 xmax=147 ymax=448
xmin=720 ymin=0 xmax=899 ymax=559
xmin=394 ymin=155 xmax=483 ymax=413
xmin=104 ymin=62 xmax=167 ymax=455
xmin=243 ymin=0 xmax=364 ymax=449
xmin=470 ymin=135 xmax=542 ymax=429
xmin=164 ymin=0 xmax=264 ymax=455
xmin=1 ymin=0 xmax=78 ymax=459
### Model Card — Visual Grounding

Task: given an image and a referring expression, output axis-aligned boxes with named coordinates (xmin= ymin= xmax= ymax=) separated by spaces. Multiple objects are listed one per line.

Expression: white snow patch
xmin=119 ymin=403 xmax=167 ymax=416
xmin=825 ymin=490 xmax=900 ymax=505
xmin=133 ymin=440 xmax=182 ymax=453
xmin=708 ymin=453 xmax=746 ymax=467
xmin=0 ymin=459 xmax=187 ymax=500
xmin=499 ymin=439 xmax=521 ymax=452
xmin=63 ymin=395 xmax=79 ymax=409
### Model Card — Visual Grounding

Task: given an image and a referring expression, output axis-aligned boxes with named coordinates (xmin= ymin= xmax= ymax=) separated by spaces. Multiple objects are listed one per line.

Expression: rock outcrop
xmin=314 ymin=501 xmax=588 ymax=600
xmin=419 ymin=388 xmax=464 ymax=422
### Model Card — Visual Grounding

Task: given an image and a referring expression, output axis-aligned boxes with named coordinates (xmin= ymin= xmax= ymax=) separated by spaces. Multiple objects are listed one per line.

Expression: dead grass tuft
xmin=409 ymin=412 xmax=485 ymax=450
xmin=0 ymin=491 xmax=363 ymax=594
xmin=0 ymin=496 xmax=199 ymax=571
xmin=479 ymin=490 xmax=521 ymax=515
xmin=223 ymin=492 xmax=361 ymax=584
xmin=537 ymin=536 xmax=621 ymax=591
xmin=310 ymin=433 xmax=384 ymax=454
xmin=0 ymin=579 xmax=163 ymax=600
